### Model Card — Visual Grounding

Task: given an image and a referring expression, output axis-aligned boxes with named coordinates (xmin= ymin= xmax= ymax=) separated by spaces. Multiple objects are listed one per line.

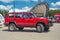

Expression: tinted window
xmin=24 ymin=14 xmax=30 ymax=18
xmin=16 ymin=14 xmax=22 ymax=18
xmin=30 ymin=13 xmax=36 ymax=17
xmin=9 ymin=14 xmax=14 ymax=18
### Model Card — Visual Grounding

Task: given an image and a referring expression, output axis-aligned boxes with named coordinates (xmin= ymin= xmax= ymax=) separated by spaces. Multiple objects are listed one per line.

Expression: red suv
xmin=5 ymin=12 xmax=50 ymax=33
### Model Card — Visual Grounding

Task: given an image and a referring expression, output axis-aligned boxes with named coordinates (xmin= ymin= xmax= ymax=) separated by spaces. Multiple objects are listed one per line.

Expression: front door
xmin=23 ymin=13 xmax=35 ymax=27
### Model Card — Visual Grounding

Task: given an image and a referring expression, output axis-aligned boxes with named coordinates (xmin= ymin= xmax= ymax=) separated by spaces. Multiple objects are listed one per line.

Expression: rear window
xmin=16 ymin=14 xmax=22 ymax=18
xmin=8 ymin=14 xmax=14 ymax=18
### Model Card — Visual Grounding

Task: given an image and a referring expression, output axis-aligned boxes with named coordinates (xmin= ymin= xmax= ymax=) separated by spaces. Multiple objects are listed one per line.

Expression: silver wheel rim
xmin=9 ymin=24 xmax=15 ymax=31
xmin=37 ymin=24 xmax=44 ymax=32
xmin=37 ymin=25 xmax=41 ymax=32
xmin=40 ymin=24 xmax=44 ymax=32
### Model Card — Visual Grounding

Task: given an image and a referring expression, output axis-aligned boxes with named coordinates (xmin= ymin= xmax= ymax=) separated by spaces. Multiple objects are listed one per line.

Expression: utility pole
xmin=8 ymin=0 xmax=15 ymax=13
xmin=12 ymin=0 xmax=15 ymax=12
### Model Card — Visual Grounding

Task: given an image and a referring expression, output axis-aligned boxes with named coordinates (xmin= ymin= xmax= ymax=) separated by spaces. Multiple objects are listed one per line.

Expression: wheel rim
xmin=37 ymin=25 xmax=41 ymax=32
xmin=36 ymin=24 xmax=44 ymax=32
xmin=40 ymin=24 xmax=44 ymax=32
xmin=9 ymin=24 xmax=15 ymax=31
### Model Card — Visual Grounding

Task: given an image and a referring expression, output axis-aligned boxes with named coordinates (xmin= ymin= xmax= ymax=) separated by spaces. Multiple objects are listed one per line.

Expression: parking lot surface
xmin=0 ymin=23 xmax=60 ymax=40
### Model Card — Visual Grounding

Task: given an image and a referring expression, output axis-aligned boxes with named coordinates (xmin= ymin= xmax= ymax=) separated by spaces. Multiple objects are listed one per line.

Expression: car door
xmin=22 ymin=13 xmax=31 ymax=27
xmin=15 ymin=13 xmax=23 ymax=26
xmin=23 ymin=13 xmax=35 ymax=27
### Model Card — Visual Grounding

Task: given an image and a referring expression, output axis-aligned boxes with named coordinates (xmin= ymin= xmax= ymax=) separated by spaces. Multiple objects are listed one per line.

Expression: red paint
xmin=5 ymin=12 xmax=49 ymax=27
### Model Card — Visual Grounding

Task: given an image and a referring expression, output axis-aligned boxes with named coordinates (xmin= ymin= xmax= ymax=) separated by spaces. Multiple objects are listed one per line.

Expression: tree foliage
xmin=0 ymin=10 xmax=60 ymax=17
xmin=48 ymin=10 xmax=60 ymax=16
xmin=0 ymin=10 xmax=8 ymax=17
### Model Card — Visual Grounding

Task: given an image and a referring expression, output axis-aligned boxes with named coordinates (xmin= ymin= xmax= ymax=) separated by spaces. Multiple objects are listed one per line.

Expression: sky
xmin=0 ymin=0 xmax=60 ymax=12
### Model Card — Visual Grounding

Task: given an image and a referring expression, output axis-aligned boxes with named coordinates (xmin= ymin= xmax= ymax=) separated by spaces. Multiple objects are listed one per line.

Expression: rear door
xmin=15 ymin=13 xmax=23 ymax=26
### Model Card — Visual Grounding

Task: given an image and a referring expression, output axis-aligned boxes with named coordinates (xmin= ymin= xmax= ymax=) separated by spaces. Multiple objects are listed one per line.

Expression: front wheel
xmin=36 ymin=23 xmax=44 ymax=33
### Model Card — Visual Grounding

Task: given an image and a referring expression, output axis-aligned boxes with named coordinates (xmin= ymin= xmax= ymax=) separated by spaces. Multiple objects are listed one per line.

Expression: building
xmin=30 ymin=2 xmax=49 ymax=17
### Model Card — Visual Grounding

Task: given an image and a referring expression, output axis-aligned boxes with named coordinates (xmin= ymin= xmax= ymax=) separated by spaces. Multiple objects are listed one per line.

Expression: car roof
xmin=8 ymin=12 xmax=30 ymax=14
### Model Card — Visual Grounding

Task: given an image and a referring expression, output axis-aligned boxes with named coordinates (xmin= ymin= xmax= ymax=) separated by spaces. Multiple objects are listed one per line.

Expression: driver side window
xmin=24 ymin=14 xmax=30 ymax=18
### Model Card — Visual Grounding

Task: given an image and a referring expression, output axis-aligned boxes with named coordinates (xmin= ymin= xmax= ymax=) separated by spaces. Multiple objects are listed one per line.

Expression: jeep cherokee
xmin=5 ymin=12 xmax=50 ymax=33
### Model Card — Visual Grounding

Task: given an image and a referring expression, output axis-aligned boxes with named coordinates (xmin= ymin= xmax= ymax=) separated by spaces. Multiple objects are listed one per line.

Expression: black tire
xmin=8 ymin=23 xmax=16 ymax=31
xmin=44 ymin=27 xmax=49 ymax=31
xmin=18 ymin=27 xmax=24 ymax=30
xmin=36 ymin=23 xmax=44 ymax=33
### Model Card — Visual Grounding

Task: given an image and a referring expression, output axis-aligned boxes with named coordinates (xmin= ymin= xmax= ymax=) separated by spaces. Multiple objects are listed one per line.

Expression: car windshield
xmin=30 ymin=12 xmax=36 ymax=17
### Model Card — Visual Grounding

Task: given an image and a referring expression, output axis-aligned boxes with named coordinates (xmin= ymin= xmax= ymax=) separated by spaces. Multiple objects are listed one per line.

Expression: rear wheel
xmin=36 ymin=23 xmax=44 ymax=33
xmin=8 ymin=23 xmax=16 ymax=31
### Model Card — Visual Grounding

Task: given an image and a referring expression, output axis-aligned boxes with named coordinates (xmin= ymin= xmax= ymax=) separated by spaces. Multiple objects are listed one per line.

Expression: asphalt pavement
xmin=0 ymin=23 xmax=60 ymax=40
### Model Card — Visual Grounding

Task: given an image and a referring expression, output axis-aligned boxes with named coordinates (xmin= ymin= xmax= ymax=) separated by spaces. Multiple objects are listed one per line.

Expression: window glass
xmin=24 ymin=14 xmax=30 ymax=18
xmin=9 ymin=14 xmax=14 ymax=18
xmin=16 ymin=14 xmax=22 ymax=18
xmin=30 ymin=12 xmax=36 ymax=17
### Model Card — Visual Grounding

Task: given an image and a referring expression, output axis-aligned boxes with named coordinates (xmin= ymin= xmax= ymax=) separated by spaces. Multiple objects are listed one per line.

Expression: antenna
xmin=41 ymin=0 xmax=44 ymax=2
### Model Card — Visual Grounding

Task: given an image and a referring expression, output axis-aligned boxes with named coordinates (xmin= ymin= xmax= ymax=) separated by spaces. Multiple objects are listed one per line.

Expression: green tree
xmin=48 ymin=10 xmax=60 ymax=16
xmin=0 ymin=10 xmax=8 ymax=17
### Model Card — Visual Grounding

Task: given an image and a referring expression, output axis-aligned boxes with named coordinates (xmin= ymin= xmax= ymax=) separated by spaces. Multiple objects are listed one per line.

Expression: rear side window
xmin=8 ymin=14 xmax=14 ymax=18
xmin=16 ymin=14 xmax=22 ymax=18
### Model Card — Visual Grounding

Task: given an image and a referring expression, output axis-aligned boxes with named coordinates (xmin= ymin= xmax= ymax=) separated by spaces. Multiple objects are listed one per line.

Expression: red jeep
xmin=5 ymin=12 xmax=50 ymax=32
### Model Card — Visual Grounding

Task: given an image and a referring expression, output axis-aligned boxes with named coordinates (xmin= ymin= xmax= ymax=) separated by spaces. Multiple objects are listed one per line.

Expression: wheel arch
xmin=36 ymin=22 xmax=46 ymax=28
xmin=9 ymin=22 xmax=16 ymax=25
